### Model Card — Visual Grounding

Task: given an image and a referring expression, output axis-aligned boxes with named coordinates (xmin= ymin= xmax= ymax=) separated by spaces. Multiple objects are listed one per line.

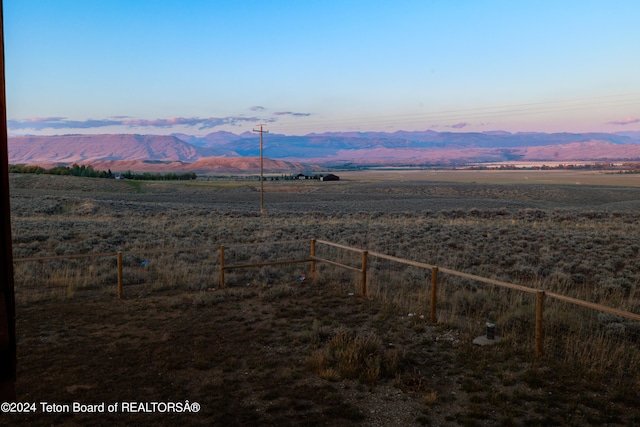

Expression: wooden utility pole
xmin=252 ymin=124 xmax=268 ymax=214
xmin=0 ymin=0 xmax=17 ymax=400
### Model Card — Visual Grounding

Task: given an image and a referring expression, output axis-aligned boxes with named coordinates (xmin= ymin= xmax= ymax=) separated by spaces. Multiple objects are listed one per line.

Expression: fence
xmin=14 ymin=245 xmax=219 ymax=300
xmin=220 ymin=238 xmax=640 ymax=359
xmin=14 ymin=238 xmax=640 ymax=360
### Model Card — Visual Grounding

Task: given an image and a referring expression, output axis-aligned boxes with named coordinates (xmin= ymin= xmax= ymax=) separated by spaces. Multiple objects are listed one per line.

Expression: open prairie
xmin=337 ymin=168 xmax=640 ymax=186
xmin=7 ymin=170 xmax=640 ymax=426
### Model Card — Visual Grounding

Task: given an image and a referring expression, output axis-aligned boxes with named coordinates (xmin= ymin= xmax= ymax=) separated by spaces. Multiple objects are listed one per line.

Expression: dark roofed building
xmin=292 ymin=173 xmax=315 ymax=180
xmin=291 ymin=173 xmax=340 ymax=181
xmin=320 ymin=174 xmax=340 ymax=181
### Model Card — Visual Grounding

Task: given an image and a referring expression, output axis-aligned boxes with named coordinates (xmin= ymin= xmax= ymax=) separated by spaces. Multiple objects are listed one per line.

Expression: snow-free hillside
xmin=8 ymin=131 xmax=640 ymax=172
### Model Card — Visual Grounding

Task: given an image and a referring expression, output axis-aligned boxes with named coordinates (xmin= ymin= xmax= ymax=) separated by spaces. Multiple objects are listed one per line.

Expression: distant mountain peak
xmin=8 ymin=130 xmax=640 ymax=171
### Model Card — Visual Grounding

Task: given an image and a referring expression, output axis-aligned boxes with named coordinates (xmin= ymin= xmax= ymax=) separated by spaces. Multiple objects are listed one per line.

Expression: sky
xmin=4 ymin=0 xmax=640 ymax=136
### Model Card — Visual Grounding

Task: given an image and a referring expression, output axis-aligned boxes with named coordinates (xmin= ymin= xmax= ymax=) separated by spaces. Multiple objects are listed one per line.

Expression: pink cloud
xmin=27 ymin=117 xmax=66 ymax=122
xmin=608 ymin=117 xmax=640 ymax=126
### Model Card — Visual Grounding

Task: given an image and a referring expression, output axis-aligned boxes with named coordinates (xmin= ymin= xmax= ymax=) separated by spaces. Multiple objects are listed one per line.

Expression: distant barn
xmin=292 ymin=173 xmax=314 ymax=180
xmin=320 ymin=174 xmax=340 ymax=181
xmin=291 ymin=173 xmax=340 ymax=181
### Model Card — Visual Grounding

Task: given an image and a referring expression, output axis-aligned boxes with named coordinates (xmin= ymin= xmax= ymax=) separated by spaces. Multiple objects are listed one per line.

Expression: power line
xmin=274 ymin=92 xmax=640 ymax=132
xmin=252 ymin=124 xmax=268 ymax=214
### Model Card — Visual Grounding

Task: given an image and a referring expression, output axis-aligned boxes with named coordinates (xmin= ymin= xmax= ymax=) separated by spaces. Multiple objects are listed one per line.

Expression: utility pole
xmin=252 ymin=124 xmax=268 ymax=214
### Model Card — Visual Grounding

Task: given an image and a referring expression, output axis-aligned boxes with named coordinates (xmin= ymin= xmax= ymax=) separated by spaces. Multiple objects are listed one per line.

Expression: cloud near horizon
xmin=449 ymin=122 xmax=470 ymax=129
xmin=273 ymin=111 xmax=311 ymax=117
xmin=8 ymin=116 xmax=278 ymax=131
xmin=608 ymin=117 xmax=640 ymax=126
xmin=8 ymin=117 xmax=124 ymax=130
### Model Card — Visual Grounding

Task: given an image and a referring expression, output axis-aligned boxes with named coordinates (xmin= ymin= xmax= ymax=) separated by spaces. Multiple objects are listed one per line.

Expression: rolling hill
xmin=8 ymin=130 xmax=640 ymax=172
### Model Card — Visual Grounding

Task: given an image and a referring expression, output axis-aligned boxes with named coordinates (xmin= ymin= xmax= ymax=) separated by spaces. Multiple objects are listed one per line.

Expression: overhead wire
xmin=271 ymin=93 xmax=640 ymax=133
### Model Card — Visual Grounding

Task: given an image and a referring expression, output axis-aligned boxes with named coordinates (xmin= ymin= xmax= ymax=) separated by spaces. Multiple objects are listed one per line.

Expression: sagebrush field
xmin=7 ymin=170 xmax=640 ymax=426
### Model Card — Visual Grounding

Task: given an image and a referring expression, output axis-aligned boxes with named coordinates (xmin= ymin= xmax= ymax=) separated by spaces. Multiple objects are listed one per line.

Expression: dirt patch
xmin=9 ymin=279 xmax=640 ymax=426
xmin=12 ymin=282 xmax=434 ymax=426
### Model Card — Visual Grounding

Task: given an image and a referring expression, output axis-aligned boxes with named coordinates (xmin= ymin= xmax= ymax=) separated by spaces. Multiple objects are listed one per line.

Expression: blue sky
xmin=4 ymin=0 xmax=640 ymax=136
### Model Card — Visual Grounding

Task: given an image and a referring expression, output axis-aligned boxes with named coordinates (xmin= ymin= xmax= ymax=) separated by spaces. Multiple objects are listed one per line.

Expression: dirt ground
xmin=6 ymin=279 xmax=639 ymax=427
xmin=11 ymin=281 xmax=435 ymax=426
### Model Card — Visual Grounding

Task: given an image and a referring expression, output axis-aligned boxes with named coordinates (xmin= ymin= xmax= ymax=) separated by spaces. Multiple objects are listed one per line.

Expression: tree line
xmin=120 ymin=171 xmax=197 ymax=181
xmin=9 ymin=164 xmax=197 ymax=181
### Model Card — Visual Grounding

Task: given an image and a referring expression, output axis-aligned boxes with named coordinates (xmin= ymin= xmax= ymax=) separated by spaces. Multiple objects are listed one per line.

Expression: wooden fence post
xmin=361 ymin=250 xmax=368 ymax=296
xmin=117 ymin=251 xmax=123 ymax=299
xmin=219 ymin=245 xmax=225 ymax=289
xmin=430 ymin=266 xmax=438 ymax=323
xmin=535 ymin=290 xmax=545 ymax=357
xmin=310 ymin=238 xmax=316 ymax=279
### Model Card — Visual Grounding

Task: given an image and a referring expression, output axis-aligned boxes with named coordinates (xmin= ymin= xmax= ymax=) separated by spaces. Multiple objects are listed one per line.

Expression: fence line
xmin=13 ymin=238 xmax=640 ymax=358
xmin=309 ymin=256 xmax=361 ymax=273
xmin=315 ymin=239 xmax=364 ymax=252
xmin=218 ymin=240 xmax=311 ymax=288
xmin=221 ymin=239 xmax=640 ymax=358
xmin=437 ymin=266 xmax=539 ymax=295
xmin=223 ymin=259 xmax=313 ymax=271
xmin=124 ymin=245 xmax=219 ymax=256
xmin=16 ymin=251 xmax=117 ymax=262
xmin=222 ymin=239 xmax=307 ymax=249
xmin=14 ymin=246 xmax=222 ymax=299
xmin=545 ymin=290 xmax=640 ymax=321
xmin=369 ymin=250 xmax=434 ymax=270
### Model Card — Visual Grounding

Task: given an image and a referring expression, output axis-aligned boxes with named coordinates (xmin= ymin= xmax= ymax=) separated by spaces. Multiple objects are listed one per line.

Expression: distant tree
xmin=9 ymin=163 xmax=195 ymax=181
xmin=48 ymin=166 xmax=70 ymax=176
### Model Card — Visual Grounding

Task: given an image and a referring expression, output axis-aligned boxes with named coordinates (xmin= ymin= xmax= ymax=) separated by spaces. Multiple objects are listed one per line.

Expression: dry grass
xmin=305 ymin=328 xmax=394 ymax=386
xmin=9 ymin=172 xmax=640 ymax=425
xmin=338 ymin=168 xmax=640 ymax=186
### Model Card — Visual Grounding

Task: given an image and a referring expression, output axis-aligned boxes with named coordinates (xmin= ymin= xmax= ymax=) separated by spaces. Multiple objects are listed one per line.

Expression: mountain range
xmin=8 ymin=130 xmax=640 ymax=173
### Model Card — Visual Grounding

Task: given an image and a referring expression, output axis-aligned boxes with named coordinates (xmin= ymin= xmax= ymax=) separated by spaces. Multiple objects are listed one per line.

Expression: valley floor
xmin=6 ymin=172 xmax=640 ymax=426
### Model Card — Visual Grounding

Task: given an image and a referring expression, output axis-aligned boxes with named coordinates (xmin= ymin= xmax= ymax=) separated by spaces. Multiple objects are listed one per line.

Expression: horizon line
xmin=8 ymin=128 xmax=640 ymax=138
